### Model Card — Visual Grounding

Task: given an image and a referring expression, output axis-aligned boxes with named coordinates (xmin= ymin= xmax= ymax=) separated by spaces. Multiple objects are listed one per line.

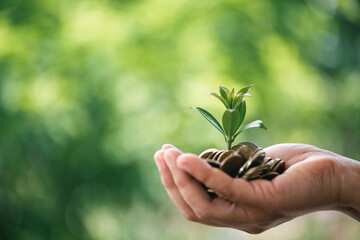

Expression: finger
xmin=168 ymin=165 xmax=274 ymax=227
xmin=177 ymin=154 xmax=272 ymax=206
xmin=164 ymin=150 xmax=278 ymax=226
xmin=154 ymin=150 xmax=199 ymax=222
xmin=166 ymin=150 xmax=259 ymax=225
xmin=162 ymin=144 xmax=176 ymax=151
xmin=163 ymin=149 xmax=224 ymax=226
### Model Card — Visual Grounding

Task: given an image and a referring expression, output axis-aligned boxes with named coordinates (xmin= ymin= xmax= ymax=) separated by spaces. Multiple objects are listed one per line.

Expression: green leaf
xmin=241 ymin=120 xmax=267 ymax=131
xmin=219 ymin=85 xmax=230 ymax=94
xmin=230 ymin=88 xmax=235 ymax=98
xmin=236 ymin=99 xmax=246 ymax=127
xmin=232 ymin=95 xmax=244 ymax=109
xmin=218 ymin=86 xmax=229 ymax=102
xmin=208 ymin=93 xmax=228 ymax=108
xmin=192 ymin=107 xmax=226 ymax=137
xmin=222 ymin=109 xmax=241 ymax=139
xmin=229 ymin=88 xmax=235 ymax=108
xmin=237 ymin=84 xmax=254 ymax=95
xmin=235 ymin=120 xmax=267 ymax=137
xmin=233 ymin=92 xmax=251 ymax=108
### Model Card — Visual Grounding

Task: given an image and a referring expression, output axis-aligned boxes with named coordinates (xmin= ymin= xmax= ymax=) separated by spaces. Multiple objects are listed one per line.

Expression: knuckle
xmin=183 ymin=212 xmax=198 ymax=222
xmin=176 ymin=178 xmax=188 ymax=190
xmin=251 ymin=182 xmax=274 ymax=208
xmin=321 ymin=157 xmax=341 ymax=181
xmin=196 ymin=208 xmax=210 ymax=220
xmin=217 ymin=188 xmax=234 ymax=200
xmin=201 ymin=169 xmax=212 ymax=184
xmin=221 ymin=179 xmax=236 ymax=199
xmin=161 ymin=177 xmax=174 ymax=190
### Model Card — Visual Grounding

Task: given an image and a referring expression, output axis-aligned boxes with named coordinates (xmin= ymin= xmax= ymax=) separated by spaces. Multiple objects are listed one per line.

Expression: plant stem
xmin=226 ymin=140 xmax=233 ymax=150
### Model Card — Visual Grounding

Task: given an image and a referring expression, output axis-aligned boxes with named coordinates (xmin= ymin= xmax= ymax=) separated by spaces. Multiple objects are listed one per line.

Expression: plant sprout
xmin=192 ymin=84 xmax=267 ymax=150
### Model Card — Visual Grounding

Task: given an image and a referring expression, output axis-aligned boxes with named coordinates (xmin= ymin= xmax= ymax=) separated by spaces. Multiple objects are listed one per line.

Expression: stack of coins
xmin=199 ymin=142 xmax=285 ymax=196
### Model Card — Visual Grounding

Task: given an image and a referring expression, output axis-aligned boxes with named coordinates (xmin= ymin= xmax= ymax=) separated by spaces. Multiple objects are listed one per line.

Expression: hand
xmin=154 ymin=143 xmax=360 ymax=233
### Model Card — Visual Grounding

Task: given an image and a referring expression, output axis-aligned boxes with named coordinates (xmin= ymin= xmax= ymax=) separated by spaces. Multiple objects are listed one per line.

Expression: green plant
xmin=192 ymin=84 xmax=267 ymax=150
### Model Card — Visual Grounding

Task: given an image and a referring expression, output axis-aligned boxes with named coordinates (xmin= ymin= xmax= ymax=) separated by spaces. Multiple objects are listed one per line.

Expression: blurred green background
xmin=0 ymin=0 xmax=359 ymax=239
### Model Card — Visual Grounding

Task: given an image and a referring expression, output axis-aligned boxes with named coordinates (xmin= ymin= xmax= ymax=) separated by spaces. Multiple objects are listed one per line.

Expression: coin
xmin=220 ymin=154 xmax=246 ymax=178
xmin=218 ymin=150 xmax=235 ymax=163
xmin=207 ymin=189 xmax=217 ymax=198
xmin=231 ymin=142 xmax=259 ymax=152
xmin=271 ymin=159 xmax=285 ymax=174
xmin=199 ymin=149 xmax=218 ymax=159
xmin=205 ymin=159 xmax=221 ymax=168
xmin=208 ymin=150 xmax=220 ymax=160
xmin=199 ymin=143 xmax=285 ymax=187
xmin=263 ymin=157 xmax=272 ymax=164
xmin=237 ymin=149 xmax=265 ymax=177
xmin=241 ymin=165 xmax=269 ymax=179
xmin=264 ymin=159 xmax=274 ymax=167
xmin=212 ymin=150 xmax=225 ymax=161
xmin=260 ymin=172 xmax=279 ymax=180
xmin=236 ymin=145 xmax=252 ymax=159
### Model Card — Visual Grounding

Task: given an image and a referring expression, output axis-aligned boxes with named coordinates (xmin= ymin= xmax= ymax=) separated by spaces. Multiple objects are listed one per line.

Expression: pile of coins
xmin=199 ymin=142 xmax=285 ymax=196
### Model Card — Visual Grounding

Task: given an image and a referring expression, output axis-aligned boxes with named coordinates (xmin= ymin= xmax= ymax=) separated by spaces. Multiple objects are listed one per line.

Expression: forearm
xmin=338 ymin=156 xmax=360 ymax=221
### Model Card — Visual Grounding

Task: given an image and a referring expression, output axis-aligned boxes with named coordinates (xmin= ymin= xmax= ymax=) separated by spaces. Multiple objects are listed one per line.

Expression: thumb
xmin=177 ymin=153 xmax=263 ymax=204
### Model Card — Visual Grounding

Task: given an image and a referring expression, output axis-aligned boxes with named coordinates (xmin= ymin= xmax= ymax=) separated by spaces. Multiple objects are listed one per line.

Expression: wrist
xmin=338 ymin=156 xmax=360 ymax=220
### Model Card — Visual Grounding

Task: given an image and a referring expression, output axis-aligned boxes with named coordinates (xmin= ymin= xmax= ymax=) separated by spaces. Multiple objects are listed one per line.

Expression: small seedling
xmin=190 ymin=85 xmax=284 ymax=195
xmin=192 ymin=84 xmax=267 ymax=150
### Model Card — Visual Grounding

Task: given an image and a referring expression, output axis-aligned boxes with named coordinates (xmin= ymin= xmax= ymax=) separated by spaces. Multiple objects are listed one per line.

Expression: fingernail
xmin=155 ymin=158 xmax=164 ymax=171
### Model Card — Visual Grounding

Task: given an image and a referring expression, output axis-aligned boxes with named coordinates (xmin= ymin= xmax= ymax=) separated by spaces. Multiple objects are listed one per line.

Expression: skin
xmin=154 ymin=143 xmax=360 ymax=234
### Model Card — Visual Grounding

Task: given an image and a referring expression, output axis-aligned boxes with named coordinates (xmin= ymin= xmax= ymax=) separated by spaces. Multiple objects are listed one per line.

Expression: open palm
xmin=154 ymin=143 xmax=359 ymax=233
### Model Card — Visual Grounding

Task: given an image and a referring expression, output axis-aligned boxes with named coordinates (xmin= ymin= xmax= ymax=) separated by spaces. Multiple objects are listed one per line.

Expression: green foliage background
xmin=0 ymin=0 xmax=359 ymax=239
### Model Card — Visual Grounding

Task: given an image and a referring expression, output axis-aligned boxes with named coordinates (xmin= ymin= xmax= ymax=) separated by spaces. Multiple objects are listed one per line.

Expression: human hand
xmin=154 ymin=143 xmax=360 ymax=233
